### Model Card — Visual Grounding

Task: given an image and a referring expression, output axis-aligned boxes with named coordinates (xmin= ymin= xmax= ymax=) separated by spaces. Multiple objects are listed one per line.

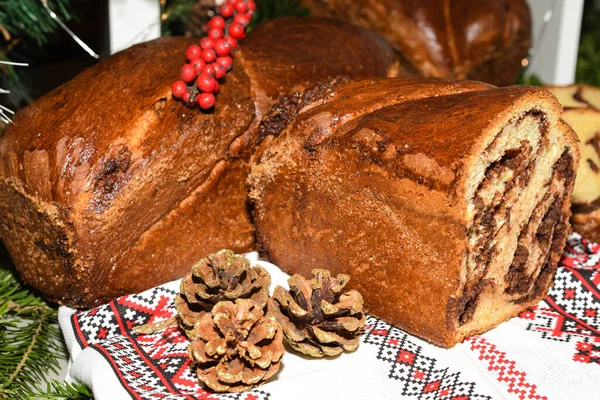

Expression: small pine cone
xmin=185 ymin=0 xmax=218 ymax=37
xmin=268 ymin=269 xmax=366 ymax=357
xmin=176 ymin=250 xmax=270 ymax=335
xmin=189 ymin=299 xmax=285 ymax=393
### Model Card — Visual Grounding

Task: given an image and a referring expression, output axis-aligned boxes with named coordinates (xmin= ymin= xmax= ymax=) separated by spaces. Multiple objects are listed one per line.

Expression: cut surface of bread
xmin=546 ymin=85 xmax=600 ymax=242
xmin=547 ymin=84 xmax=600 ymax=110
xmin=249 ymin=78 xmax=579 ymax=347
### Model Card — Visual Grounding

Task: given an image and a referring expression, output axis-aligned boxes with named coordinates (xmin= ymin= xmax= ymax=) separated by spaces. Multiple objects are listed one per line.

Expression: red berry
xmin=191 ymin=58 xmax=205 ymax=73
xmin=217 ymin=56 xmax=233 ymax=71
xmin=214 ymin=39 xmax=231 ymax=57
xmin=202 ymin=64 xmax=216 ymax=77
xmin=214 ymin=64 xmax=226 ymax=79
xmin=220 ymin=3 xmax=234 ymax=17
xmin=247 ymin=0 xmax=256 ymax=11
xmin=212 ymin=80 xmax=219 ymax=93
xmin=208 ymin=28 xmax=224 ymax=40
xmin=182 ymin=91 xmax=190 ymax=103
xmin=228 ymin=23 xmax=245 ymax=40
xmin=196 ymin=73 xmax=217 ymax=93
xmin=198 ymin=93 xmax=216 ymax=109
xmin=185 ymin=45 xmax=202 ymax=62
xmin=209 ymin=16 xmax=225 ymax=30
xmin=180 ymin=64 xmax=196 ymax=82
xmin=171 ymin=80 xmax=187 ymax=98
xmin=224 ymin=36 xmax=237 ymax=50
xmin=234 ymin=0 xmax=247 ymax=13
xmin=200 ymin=37 xmax=214 ymax=49
xmin=234 ymin=13 xmax=251 ymax=27
xmin=201 ymin=48 xmax=217 ymax=63
xmin=227 ymin=0 xmax=236 ymax=4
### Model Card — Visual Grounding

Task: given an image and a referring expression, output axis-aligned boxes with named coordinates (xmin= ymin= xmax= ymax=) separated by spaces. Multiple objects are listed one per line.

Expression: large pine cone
xmin=176 ymin=250 xmax=270 ymax=332
xmin=268 ymin=269 xmax=365 ymax=357
xmin=189 ymin=299 xmax=285 ymax=393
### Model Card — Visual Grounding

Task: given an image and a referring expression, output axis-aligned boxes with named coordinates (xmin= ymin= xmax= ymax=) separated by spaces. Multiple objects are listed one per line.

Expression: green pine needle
xmin=1 ymin=0 xmax=74 ymax=108
xmin=0 ymin=0 xmax=73 ymax=46
xmin=575 ymin=1 xmax=600 ymax=87
xmin=161 ymin=0 xmax=197 ymax=37
xmin=517 ymin=72 xmax=544 ymax=86
xmin=0 ymin=267 xmax=92 ymax=399
xmin=0 ymin=268 xmax=60 ymax=398
xmin=247 ymin=0 xmax=309 ymax=31
xmin=160 ymin=0 xmax=309 ymax=37
xmin=28 ymin=381 xmax=92 ymax=400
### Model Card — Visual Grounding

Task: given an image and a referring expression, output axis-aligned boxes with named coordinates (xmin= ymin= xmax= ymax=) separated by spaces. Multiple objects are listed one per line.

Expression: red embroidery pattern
xmin=466 ymin=336 xmax=547 ymax=400
xmin=71 ymin=286 xmax=271 ymax=400
xmin=68 ymin=233 xmax=600 ymax=399
xmin=363 ymin=317 xmax=492 ymax=399
xmin=573 ymin=339 xmax=600 ymax=365
xmin=519 ymin=234 xmax=600 ymax=364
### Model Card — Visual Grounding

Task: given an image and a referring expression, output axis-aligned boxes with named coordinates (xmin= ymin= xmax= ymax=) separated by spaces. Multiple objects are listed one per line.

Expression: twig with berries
xmin=171 ymin=0 xmax=256 ymax=110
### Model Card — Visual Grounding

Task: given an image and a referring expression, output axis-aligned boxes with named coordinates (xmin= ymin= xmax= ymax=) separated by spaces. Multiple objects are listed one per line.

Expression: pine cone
xmin=176 ymin=250 xmax=270 ymax=334
xmin=185 ymin=0 xmax=218 ymax=37
xmin=189 ymin=299 xmax=285 ymax=393
xmin=268 ymin=269 xmax=366 ymax=357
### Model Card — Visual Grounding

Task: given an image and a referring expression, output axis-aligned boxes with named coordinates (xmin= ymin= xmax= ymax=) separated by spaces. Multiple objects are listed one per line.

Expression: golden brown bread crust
xmin=249 ymin=78 xmax=579 ymax=347
xmin=301 ymin=0 xmax=531 ymax=86
xmin=236 ymin=17 xmax=399 ymax=115
xmin=0 ymin=17 xmax=397 ymax=308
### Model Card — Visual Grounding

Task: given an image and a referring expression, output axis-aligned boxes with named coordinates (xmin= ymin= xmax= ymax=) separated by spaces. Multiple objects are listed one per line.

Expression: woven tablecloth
xmin=58 ymin=233 xmax=600 ymax=400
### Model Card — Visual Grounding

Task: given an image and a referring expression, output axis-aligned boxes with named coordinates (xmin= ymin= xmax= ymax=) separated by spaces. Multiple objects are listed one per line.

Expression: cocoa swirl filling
xmin=458 ymin=142 xmax=535 ymax=324
xmin=572 ymin=197 xmax=600 ymax=215
xmin=571 ymin=133 xmax=600 ymax=214
xmin=257 ymin=77 xmax=349 ymax=143
xmin=510 ymin=151 xmax=572 ymax=303
xmin=455 ymin=111 xmax=574 ymax=325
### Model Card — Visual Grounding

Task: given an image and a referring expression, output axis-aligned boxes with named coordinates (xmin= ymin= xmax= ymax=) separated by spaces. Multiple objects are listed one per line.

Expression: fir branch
xmin=248 ymin=0 xmax=309 ymax=31
xmin=517 ymin=72 xmax=544 ymax=87
xmin=161 ymin=0 xmax=197 ymax=37
xmin=0 ymin=0 xmax=73 ymax=108
xmin=160 ymin=0 xmax=310 ymax=36
xmin=0 ymin=268 xmax=65 ymax=399
xmin=0 ymin=266 xmax=92 ymax=399
xmin=6 ymin=307 xmax=48 ymax=387
xmin=575 ymin=1 xmax=600 ymax=87
xmin=28 ymin=380 xmax=92 ymax=400
xmin=0 ymin=0 xmax=73 ymax=46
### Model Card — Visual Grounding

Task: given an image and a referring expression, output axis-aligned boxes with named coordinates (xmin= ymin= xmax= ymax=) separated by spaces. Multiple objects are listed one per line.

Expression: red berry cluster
xmin=171 ymin=0 xmax=256 ymax=109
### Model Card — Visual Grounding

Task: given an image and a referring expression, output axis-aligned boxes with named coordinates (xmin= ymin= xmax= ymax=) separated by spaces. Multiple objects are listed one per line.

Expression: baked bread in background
xmin=547 ymin=85 xmax=600 ymax=110
xmin=546 ymin=85 xmax=600 ymax=242
xmin=301 ymin=0 xmax=531 ymax=86
xmin=249 ymin=78 xmax=579 ymax=347
xmin=0 ymin=17 xmax=397 ymax=308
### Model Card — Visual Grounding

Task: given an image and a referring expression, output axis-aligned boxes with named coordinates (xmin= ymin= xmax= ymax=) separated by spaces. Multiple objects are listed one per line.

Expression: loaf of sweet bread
xmin=249 ymin=78 xmax=579 ymax=347
xmin=301 ymin=0 xmax=531 ymax=86
xmin=0 ymin=18 xmax=397 ymax=308
xmin=546 ymin=85 xmax=600 ymax=242
xmin=546 ymin=84 xmax=600 ymax=110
